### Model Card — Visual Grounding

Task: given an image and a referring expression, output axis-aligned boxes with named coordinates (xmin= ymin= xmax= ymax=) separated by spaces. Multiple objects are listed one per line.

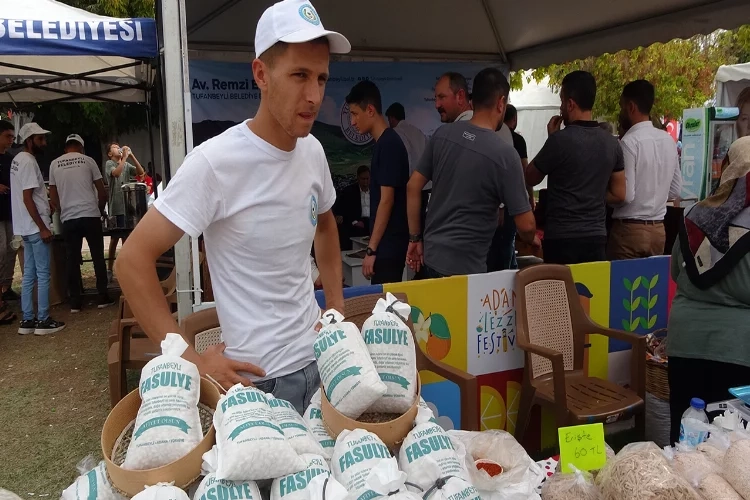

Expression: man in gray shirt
xmin=406 ymin=68 xmax=538 ymax=277
xmin=49 ymin=134 xmax=112 ymax=311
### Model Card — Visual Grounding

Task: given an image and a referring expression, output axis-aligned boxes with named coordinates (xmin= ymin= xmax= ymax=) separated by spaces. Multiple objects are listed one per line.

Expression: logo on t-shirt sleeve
xmin=310 ymin=194 xmax=318 ymax=227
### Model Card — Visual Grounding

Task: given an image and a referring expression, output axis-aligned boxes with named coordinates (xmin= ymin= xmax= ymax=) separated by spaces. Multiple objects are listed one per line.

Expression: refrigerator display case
xmin=680 ymin=107 xmax=739 ymax=203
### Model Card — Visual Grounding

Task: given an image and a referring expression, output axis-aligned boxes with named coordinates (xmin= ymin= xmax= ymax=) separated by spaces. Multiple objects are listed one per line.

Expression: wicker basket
xmin=645 ymin=328 xmax=669 ymax=401
xmin=646 ymin=360 xmax=669 ymax=401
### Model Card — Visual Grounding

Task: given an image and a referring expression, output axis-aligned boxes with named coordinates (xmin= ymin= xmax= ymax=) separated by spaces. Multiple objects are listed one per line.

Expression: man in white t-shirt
xmin=49 ymin=134 xmax=112 ymax=313
xmin=115 ymin=0 xmax=349 ymax=413
xmin=608 ymin=80 xmax=682 ymax=260
xmin=11 ymin=123 xmax=66 ymax=336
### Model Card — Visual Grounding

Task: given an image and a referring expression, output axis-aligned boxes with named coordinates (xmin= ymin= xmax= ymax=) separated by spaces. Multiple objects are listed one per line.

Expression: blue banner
xmin=189 ymin=60 xmax=507 ymax=177
xmin=0 ymin=18 xmax=157 ymax=58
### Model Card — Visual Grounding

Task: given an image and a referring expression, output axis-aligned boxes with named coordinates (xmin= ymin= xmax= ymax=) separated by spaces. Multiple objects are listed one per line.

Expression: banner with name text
xmin=189 ymin=60 xmax=507 ymax=177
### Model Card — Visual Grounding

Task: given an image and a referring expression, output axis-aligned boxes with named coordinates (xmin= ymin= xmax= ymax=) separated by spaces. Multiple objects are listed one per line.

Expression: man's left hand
xmin=406 ymin=242 xmax=424 ymax=272
xmin=362 ymin=254 xmax=376 ymax=279
xmin=316 ymin=302 xmax=346 ymax=331
xmin=0 ymin=185 xmax=9 ymax=195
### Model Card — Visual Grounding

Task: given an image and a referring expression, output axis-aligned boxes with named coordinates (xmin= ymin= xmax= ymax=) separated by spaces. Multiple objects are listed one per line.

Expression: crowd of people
xmin=0 ymin=119 xmax=156 ymax=335
xmin=108 ymin=0 xmax=750 ymax=429
xmin=331 ymin=68 xmax=683 ymax=284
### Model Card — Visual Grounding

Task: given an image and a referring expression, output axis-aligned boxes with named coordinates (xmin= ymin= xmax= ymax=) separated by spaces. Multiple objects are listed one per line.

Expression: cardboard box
xmin=320 ymin=375 xmax=421 ymax=450
xmin=101 ymin=377 xmax=220 ymax=496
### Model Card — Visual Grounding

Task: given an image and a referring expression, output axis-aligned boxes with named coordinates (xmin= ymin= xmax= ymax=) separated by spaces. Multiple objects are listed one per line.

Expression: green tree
xmin=719 ymin=25 xmax=750 ymax=64
xmin=527 ymin=27 xmax=750 ymax=122
xmin=68 ymin=0 xmax=154 ymax=18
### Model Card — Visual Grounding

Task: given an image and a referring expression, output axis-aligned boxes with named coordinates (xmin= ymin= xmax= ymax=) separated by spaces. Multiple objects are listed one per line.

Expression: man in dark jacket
xmin=333 ymin=165 xmax=370 ymax=250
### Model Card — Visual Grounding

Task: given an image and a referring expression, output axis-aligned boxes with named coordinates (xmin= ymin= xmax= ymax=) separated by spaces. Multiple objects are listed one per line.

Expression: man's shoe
xmin=3 ymin=290 xmax=19 ymax=301
xmin=18 ymin=319 xmax=36 ymax=335
xmin=98 ymin=296 xmax=116 ymax=309
xmin=34 ymin=318 xmax=66 ymax=335
xmin=70 ymin=307 xmax=82 ymax=314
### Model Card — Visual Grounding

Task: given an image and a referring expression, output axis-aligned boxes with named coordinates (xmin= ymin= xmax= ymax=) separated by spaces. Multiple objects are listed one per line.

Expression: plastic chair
xmin=107 ymin=306 xmax=221 ymax=407
xmin=514 ymin=264 xmax=646 ymax=442
xmin=343 ymin=292 xmax=479 ymax=431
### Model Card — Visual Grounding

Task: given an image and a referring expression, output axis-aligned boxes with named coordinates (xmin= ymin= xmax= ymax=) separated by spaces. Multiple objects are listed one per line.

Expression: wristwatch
xmin=365 ymin=247 xmax=377 ymax=256
xmin=409 ymin=234 xmax=423 ymax=243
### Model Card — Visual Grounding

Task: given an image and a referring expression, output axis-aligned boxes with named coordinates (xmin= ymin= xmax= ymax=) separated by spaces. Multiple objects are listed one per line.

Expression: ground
xmin=0 ymin=254 xmax=118 ymax=495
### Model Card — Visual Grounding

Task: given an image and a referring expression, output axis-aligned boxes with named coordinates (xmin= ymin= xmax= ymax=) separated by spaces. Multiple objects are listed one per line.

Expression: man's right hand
xmin=547 ymin=116 xmax=563 ymax=135
xmin=198 ymin=342 xmax=266 ymax=391
xmin=40 ymin=228 xmax=53 ymax=243
xmin=0 ymin=184 xmax=9 ymax=195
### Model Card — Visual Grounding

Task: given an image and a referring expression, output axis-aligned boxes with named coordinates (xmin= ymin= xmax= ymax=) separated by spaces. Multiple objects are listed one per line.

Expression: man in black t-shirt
xmin=524 ymin=71 xmax=626 ymax=265
xmin=346 ymin=81 xmax=409 ymax=285
xmin=0 ymin=121 xmax=18 ymax=319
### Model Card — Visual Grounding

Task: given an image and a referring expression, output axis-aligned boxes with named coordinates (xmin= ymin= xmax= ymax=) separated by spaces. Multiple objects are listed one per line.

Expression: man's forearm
xmin=517 ymin=227 xmax=535 ymax=244
xmin=114 ymin=250 xmax=203 ymax=365
xmin=314 ymin=226 xmax=344 ymax=313
xmin=131 ymin=155 xmax=145 ymax=175
xmin=113 ymin=157 xmax=127 ymax=177
xmin=369 ymin=200 xmax=393 ymax=251
xmin=606 ymin=192 xmax=621 ymax=206
xmin=407 ymin=185 xmax=422 ymax=235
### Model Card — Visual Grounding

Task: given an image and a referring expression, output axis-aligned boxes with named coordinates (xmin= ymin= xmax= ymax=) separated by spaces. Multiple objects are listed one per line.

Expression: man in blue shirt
xmin=346 ymin=81 xmax=409 ymax=284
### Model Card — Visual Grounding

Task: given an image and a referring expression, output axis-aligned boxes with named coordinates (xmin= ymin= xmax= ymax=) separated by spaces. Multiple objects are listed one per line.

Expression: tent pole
xmin=159 ymin=0 xmax=194 ymax=320
xmin=146 ymin=103 xmax=156 ymax=190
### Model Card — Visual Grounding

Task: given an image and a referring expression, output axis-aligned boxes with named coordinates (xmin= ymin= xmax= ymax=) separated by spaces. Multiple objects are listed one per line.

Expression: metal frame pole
xmin=159 ymin=0 xmax=194 ymax=321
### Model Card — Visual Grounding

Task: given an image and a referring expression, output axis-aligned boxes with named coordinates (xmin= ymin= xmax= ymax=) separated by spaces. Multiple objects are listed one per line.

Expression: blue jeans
xmin=21 ymin=233 xmax=51 ymax=321
xmin=254 ymin=362 xmax=320 ymax=415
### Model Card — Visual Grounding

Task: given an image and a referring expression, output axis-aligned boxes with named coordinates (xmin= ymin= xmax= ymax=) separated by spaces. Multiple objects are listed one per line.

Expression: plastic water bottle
xmin=679 ymin=397 xmax=710 ymax=447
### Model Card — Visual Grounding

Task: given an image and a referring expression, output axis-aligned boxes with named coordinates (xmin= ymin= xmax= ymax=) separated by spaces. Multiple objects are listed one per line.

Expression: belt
xmin=618 ymin=219 xmax=663 ymax=225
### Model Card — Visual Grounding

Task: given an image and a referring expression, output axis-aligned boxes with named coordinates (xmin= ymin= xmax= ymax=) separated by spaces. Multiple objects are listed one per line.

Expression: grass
xmin=0 ymin=254 xmax=118 ymax=495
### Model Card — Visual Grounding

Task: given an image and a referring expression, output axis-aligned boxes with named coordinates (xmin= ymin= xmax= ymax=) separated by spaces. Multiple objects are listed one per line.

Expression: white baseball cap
xmin=65 ymin=134 xmax=84 ymax=147
xmin=254 ymin=0 xmax=351 ymax=58
xmin=17 ymin=122 xmax=50 ymax=143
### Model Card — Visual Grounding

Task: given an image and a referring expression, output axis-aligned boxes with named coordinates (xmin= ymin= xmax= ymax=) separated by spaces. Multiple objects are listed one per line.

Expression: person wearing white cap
xmin=11 ymin=122 xmax=66 ymax=335
xmin=116 ymin=0 xmax=350 ymax=414
xmin=49 ymin=134 xmax=112 ymax=313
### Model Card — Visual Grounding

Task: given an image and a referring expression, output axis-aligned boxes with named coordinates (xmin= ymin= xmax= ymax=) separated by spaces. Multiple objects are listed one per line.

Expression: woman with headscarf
xmin=667 ymin=136 xmax=750 ymax=444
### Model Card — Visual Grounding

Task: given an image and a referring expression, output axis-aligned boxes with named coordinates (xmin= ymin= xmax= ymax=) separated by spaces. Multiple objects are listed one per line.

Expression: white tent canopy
xmin=184 ymin=0 xmax=750 ymax=69
xmin=160 ymin=0 xmax=750 ymax=318
xmin=0 ymin=0 xmax=158 ymax=105
xmin=510 ymin=76 xmax=559 ymax=167
xmin=715 ymin=62 xmax=750 ymax=107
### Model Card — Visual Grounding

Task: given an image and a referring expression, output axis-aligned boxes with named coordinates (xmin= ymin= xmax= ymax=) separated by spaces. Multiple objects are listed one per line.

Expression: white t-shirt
xmin=612 ymin=121 xmax=682 ymax=221
xmin=10 ymin=152 xmax=50 ymax=236
xmin=154 ymin=121 xmax=336 ymax=381
xmin=48 ymin=152 xmax=103 ymax=223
